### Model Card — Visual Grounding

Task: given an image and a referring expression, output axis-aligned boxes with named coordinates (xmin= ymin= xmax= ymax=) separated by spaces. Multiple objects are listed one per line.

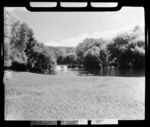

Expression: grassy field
xmin=4 ymin=71 xmax=145 ymax=120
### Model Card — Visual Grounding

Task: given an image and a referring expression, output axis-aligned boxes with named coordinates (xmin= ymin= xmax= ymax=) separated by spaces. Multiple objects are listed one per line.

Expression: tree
xmin=10 ymin=21 xmax=28 ymax=67
xmin=4 ymin=13 xmax=11 ymax=67
xmin=27 ymin=42 xmax=56 ymax=73
xmin=76 ymin=38 xmax=107 ymax=64
xmin=4 ymin=10 xmax=15 ymax=68
xmin=57 ymin=50 xmax=66 ymax=65
xmin=65 ymin=52 xmax=77 ymax=64
xmin=83 ymin=46 xmax=101 ymax=69
xmin=107 ymin=26 xmax=145 ymax=69
xmin=4 ymin=42 xmax=11 ymax=68
xmin=99 ymin=46 xmax=108 ymax=69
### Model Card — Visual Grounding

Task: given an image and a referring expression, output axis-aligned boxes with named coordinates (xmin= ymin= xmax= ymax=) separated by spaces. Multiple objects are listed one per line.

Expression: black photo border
xmin=1 ymin=0 xmax=149 ymax=126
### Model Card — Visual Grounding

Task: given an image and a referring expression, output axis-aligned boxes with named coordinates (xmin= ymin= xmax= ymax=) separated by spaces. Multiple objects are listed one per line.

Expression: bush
xmin=26 ymin=44 xmax=56 ymax=73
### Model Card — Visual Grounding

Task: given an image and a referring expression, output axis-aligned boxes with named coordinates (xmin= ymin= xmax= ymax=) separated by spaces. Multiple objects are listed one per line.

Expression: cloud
xmin=44 ymin=41 xmax=62 ymax=47
xmin=44 ymin=29 xmax=121 ymax=47
xmin=44 ymin=33 xmax=89 ymax=47
xmin=44 ymin=24 xmax=144 ymax=47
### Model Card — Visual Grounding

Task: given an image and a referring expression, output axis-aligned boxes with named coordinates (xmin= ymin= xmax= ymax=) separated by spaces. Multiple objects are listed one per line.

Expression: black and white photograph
xmin=4 ymin=3 xmax=145 ymax=121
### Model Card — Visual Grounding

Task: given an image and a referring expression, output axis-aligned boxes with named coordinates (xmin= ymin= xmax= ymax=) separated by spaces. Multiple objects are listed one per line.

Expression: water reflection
xmin=77 ymin=68 xmax=145 ymax=77
xmin=50 ymin=68 xmax=145 ymax=77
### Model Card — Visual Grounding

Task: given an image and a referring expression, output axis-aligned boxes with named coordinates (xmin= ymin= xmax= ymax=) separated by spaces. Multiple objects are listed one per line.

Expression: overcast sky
xmin=5 ymin=6 xmax=144 ymax=47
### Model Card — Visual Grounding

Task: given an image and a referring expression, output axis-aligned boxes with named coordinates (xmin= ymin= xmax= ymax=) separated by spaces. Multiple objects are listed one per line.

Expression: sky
xmin=5 ymin=6 xmax=144 ymax=47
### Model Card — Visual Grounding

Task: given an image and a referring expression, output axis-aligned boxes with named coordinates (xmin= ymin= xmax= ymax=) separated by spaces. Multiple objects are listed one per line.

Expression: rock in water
xmin=55 ymin=65 xmax=62 ymax=71
xmin=62 ymin=65 xmax=67 ymax=70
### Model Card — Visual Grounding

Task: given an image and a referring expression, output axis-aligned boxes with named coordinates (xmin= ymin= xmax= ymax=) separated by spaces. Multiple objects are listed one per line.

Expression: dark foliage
xmin=107 ymin=26 xmax=145 ymax=69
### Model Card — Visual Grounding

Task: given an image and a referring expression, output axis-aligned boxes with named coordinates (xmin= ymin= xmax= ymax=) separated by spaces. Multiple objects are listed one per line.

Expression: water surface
xmin=51 ymin=68 xmax=145 ymax=77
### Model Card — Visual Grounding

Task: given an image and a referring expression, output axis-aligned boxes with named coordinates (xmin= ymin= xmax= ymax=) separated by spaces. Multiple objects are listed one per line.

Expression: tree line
xmin=4 ymin=10 xmax=145 ymax=74
xmin=4 ymin=10 xmax=56 ymax=73
xmin=76 ymin=26 xmax=145 ymax=69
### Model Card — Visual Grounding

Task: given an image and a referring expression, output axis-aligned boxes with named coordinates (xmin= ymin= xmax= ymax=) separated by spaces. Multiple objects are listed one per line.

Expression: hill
xmin=46 ymin=46 xmax=75 ymax=57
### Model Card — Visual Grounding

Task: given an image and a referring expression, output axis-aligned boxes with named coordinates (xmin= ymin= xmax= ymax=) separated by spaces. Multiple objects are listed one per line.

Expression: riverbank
xmin=4 ymin=71 xmax=145 ymax=120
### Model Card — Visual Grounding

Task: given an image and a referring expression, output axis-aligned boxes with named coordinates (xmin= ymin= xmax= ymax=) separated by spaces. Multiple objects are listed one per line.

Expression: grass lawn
xmin=4 ymin=71 xmax=145 ymax=120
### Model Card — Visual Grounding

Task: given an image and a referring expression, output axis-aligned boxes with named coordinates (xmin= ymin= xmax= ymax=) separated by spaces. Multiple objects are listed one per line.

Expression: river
xmin=51 ymin=68 xmax=145 ymax=77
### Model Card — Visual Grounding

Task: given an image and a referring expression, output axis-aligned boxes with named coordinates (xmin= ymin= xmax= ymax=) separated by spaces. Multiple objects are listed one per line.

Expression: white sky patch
xmin=113 ymin=15 xmax=121 ymax=21
xmin=44 ymin=41 xmax=61 ymax=47
xmin=4 ymin=7 xmax=28 ymax=13
xmin=44 ymin=33 xmax=90 ymax=47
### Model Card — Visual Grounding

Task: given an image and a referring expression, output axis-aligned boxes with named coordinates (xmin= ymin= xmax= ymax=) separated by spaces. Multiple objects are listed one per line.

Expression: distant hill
xmin=47 ymin=46 xmax=75 ymax=50
xmin=46 ymin=46 xmax=76 ymax=57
